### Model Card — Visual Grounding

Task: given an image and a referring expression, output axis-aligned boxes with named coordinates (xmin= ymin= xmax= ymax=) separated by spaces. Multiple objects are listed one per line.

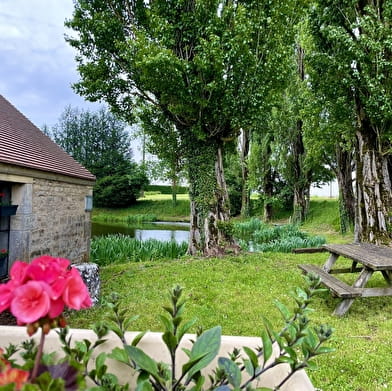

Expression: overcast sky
xmin=0 ymin=0 xmax=99 ymax=129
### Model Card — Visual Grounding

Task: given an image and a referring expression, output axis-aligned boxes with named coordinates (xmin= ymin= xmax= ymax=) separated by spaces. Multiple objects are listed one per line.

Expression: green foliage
xmin=92 ymin=214 xmax=157 ymax=224
xmin=66 ymin=0 xmax=302 ymax=253
xmin=79 ymin=278 xmax=333 ymax=390
xmin=94 ymin=170 xmax=149 ymax=208
xmin=48 ymin=106 xmax=133 ymax=179
xmin=93 ymin=197 xmax=190 ymax=223
xmin=90 ymin=235 xmax=188 ymax=266
xmin=234 ymin=219 xmax=326 ymax=253
xmin=145 ymin=185 xmax=188 ymax=195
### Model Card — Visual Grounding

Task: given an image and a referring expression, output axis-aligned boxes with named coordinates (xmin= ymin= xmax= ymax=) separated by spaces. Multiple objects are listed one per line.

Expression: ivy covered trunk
xmin=187 ymin=142 xmax=235 ymax=256
xmin=354 ymin=127 xmax=392 ymax=244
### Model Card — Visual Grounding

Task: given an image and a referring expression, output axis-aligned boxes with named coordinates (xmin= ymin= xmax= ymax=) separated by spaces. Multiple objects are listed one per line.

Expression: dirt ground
xmin=0 ymin=310 xmax=16 ymax=325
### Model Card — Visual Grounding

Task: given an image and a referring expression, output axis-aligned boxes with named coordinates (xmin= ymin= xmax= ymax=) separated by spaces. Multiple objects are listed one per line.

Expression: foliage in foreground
xmin=0 ymin=275 xmax=333 ymax=390
xmin=234 ymin=219 xmax=326 ymax=252
xmin=90 ymin=235 xmax=188 ymax=266
xmin=95 ymin=279 xmax=333 ymax=391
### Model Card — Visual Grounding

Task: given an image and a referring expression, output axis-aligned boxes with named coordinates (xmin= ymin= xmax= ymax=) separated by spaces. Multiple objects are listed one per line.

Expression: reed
xmin=92 ymin=214 xmax=157 ymax=224
xmin=90 ymin=234 xmax=188 ymax=266
xmin=234 ymin=219 xmax=325 ymax=252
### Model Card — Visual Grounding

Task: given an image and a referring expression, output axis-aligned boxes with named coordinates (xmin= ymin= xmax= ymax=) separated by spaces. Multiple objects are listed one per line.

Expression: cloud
xmin=0 ymin=0 xmax=98 ymax=127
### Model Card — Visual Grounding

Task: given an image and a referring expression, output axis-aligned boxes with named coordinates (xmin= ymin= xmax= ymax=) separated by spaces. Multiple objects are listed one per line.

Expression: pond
xmin=91 ymin=221 xmax=189 ymax=244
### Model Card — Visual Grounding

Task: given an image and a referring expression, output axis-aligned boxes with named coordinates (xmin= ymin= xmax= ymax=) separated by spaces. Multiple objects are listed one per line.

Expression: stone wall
xmin=28 ymin=178 xmax=93 ymax=263
xmin=5 ymin=171 xmax=94 ymax=266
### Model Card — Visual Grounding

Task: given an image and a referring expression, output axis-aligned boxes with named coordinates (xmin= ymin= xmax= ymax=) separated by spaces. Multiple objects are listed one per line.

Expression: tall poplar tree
xmin=309 ymin=1 xmax=392 ymax=244
xmin=66 ymin=0 xmax=297 ymax=255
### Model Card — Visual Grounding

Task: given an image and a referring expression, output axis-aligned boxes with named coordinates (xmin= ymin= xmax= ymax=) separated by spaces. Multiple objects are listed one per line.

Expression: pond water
xmin=92 ymin=221 xmax=189 ymax=244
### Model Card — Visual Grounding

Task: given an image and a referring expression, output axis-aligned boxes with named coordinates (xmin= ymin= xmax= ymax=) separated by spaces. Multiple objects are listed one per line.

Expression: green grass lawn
xmin=72 ymin=197 xmax=392 ymax=390
xmin=93 ymin=194 xmax=190 ymax=222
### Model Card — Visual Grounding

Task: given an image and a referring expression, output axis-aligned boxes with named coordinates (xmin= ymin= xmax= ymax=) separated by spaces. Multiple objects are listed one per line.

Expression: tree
xmin=138 ymin=104 xmax=186 ymax=206
xmin=309 ymin=1 xmax=392 ymax=244
xmin=66 ymin=0 xmax=298 ymax=255
xmin=50 ymin=106 xmax=133 ymax=179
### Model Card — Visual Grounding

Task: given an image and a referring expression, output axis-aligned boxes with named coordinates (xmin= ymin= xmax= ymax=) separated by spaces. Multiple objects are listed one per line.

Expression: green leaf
xmin=243 ymin=346 xmax=259 ymax=370
xmin=261 ymin=330 xmax=273 ymax=366
xmin=187 ymin=326 xmax=221 ymax=380
xmin=306 ymin=361 xmax=318 ymax=370
xmin=132 ymin=331 xmax=147 ymax=347
xmin=162 ymin=331 xmax=178 ymax=352
xmin=243 ymin=359 xmax=254 ymax=376
xmin=181 ymin=352 xmax=209 ymax=376
xmin=136 ymin=371 xmax=153 ymax=391
xmin=276 ymin=356 xmax=295 ymax=365
xmin=178 ymin=318 xmax=197 ymax=341
xmin=218 ymin=357 xmax=242 ymax=388
xmin=108 ymin=347 xmax=132 ymax=366
xmin=274 ymin=300 xmax=291 ymax=321
xmin=124 ymin=345 xmax=160 ymax=378
xmin=124 ymin=315 xmax=140 ymax=330
xmin=95 ymin=352 xmax=107 ymax=369
xmin=159 ymin=314 xmax=174 ymax=333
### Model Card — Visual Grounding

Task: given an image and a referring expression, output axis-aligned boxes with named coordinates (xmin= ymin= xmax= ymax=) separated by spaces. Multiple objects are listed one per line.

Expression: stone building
xmin=0 ymin=95 xmax=96 ymax=278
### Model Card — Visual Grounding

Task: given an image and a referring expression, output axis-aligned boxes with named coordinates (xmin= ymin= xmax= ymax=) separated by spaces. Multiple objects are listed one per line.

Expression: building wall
xmin=28 ymin=178 xmax=93 ymax=262
xmin=0 ymin=166 xmax=94 ymax=268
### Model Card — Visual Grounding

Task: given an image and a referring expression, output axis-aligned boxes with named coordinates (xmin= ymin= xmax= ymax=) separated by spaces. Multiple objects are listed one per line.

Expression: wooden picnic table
xmin=298 ymin=243 xmax=392 ymax=316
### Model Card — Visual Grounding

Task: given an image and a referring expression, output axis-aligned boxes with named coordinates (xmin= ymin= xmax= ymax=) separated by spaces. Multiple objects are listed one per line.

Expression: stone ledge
xmin=73 ymin=263 xmax=100 ymax=305
xmin=0 ymin=326 xmax=315 ymax=390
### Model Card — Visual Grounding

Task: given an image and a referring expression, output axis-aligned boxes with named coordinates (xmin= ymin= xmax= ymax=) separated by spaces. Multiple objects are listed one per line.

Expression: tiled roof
xmin=0 ymin=95 xmax=95 ymax=181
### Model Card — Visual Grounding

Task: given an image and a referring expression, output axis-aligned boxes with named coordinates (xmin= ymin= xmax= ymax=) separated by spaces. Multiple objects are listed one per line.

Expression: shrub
xmin=94 ymin=170 xmax=149 ymax=207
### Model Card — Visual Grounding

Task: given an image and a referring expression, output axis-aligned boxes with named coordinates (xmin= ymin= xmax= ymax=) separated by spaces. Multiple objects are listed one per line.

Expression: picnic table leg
xmin=322 ymin=252 xmax=339 ymax=273
xmin=333 ymin=268 xmax=373 ymax=316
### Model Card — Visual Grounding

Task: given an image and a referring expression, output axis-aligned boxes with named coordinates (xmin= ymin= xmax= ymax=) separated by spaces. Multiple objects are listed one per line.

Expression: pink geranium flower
xmin=62 ymin=268 xmax=92 ymax=309
xmin=0 ymin=255 xmax=92 ymax=328
xmin=0 ymin=282 xmax=15 ymax=312
xmin=11 ymin=281 xmax=51 ymax=324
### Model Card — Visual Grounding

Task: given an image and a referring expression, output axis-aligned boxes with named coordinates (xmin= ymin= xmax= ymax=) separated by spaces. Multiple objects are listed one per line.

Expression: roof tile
xmin=0 ymin=95 xmax=95 ymax=181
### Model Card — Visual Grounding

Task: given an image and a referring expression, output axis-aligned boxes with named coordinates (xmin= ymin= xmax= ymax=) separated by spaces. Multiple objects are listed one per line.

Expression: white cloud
xmin=0 ymin=0 xmax=99 ymax=127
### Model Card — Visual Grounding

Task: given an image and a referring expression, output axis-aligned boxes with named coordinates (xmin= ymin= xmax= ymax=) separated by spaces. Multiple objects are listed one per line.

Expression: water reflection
xmin=92 ymin=221 xmax=189 ymax=244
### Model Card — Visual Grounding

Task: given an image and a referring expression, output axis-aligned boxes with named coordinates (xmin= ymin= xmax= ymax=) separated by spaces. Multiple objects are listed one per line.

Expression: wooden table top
xmin=323 ymin=243 xmax=392 ymax=271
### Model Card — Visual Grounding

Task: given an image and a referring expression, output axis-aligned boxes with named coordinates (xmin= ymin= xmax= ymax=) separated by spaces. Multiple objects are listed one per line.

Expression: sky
xmin=0 ymin=0 xmax=99 ymax=129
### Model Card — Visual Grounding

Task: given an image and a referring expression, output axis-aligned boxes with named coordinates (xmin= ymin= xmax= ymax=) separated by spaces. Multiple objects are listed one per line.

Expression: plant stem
xmin=30 ymin=328 xmax=45 ymax=382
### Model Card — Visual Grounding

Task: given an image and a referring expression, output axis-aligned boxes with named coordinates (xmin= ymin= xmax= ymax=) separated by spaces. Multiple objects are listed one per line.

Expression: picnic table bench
xmin=298 ymin=243 xmax=392 ymax=316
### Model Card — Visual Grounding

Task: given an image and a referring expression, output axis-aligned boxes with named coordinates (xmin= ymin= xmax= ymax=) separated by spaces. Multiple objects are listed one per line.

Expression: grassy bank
xmin=69 ymin=252 xmax=392 ymax=391
xmin=93 ymin=194 xmax=190 ymax=222
xmin=70 ymin=197 xmax=386 ymax=390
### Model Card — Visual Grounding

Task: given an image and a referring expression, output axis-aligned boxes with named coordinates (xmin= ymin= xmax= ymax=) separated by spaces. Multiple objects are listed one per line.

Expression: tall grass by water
xmin=90 ymin=234 xmax=188 ymax=266
xmin=92 ymin=213 xmax=157 ymax=224
xmin=234 ymin=218 xmax=326 ymax=252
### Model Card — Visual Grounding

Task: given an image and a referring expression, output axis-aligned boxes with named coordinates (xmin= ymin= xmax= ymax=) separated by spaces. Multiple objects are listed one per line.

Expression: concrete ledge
xmin=0 ymin=326 xmax=314 ymax=390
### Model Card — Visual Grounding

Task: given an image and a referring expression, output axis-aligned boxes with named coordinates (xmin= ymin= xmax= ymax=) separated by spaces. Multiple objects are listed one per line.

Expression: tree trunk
xmin=354 ymin=127 xmax=392 ymax=244
xmin=240 ymin=128 xmax=250 ymax=217
xmin=262 ymin=140 xmax=274 ymax=222
xmin=187 ymin=142 xmax=236 ymax=256
xmin=171 ymin=176 xmax=177 ymax=206
xmin=291 ymin=119 xmax=311 ymax=224
xmin=291 ymin=45 xmax=311 ymax=224
xmin=334 ymin=143 xmax=355 ymax=233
